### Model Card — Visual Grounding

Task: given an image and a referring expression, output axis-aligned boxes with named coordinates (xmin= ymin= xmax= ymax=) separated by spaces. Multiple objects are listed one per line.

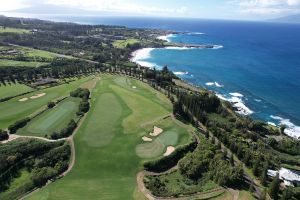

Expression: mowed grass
xmin=113 ymin=38 xmax=140 ymax=48
xmin=17 ymin=97 xmax=80 ymax=137
xmin=0 ymin=26 xmax=30 ymax=34
xmin=27 ymin=75 xmax=191 ymax=200
xmin=0 ymin=59 xmax=47 ymax=68
xmin=0 ymin=83 xmax=34 ymax=99
xmin=0 ymin=76 xmax=93 ymax=129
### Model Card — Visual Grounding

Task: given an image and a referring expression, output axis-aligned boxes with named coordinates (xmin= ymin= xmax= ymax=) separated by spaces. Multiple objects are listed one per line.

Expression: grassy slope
xmin=0 ymin=77 xmax=92 ymax=129
xmin=0 ymin=27 xmax=30 ymax=34
xmin=0 ymin=83 xmax=34 ymax=99
xmin=113 ymin=38 xmax=140 ymax=49
xmin=0 ymin=59 xmax=47 ymax=67
xmin=17 ymin=97 xmax=80 ymax=137
xmin=27 ymin=75 xmax=191 ymax=200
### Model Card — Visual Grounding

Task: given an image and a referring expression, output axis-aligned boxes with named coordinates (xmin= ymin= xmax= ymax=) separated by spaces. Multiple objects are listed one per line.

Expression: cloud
xmin=0 ymin=0 xmax=188 ymax=16
xmin=230 ymin=0 xmax=300 ymax=16
xmin=0 ymin=0 xmax=30 ymax=11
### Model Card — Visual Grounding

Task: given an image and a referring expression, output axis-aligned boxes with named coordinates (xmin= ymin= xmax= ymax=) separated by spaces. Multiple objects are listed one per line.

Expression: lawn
xmin=0 ymin=59 xmax=47 ymax=68
xmin=0 ymin=83 xmax=34 ymax=99
xmin=113 ymin=38 xmax=140 ymax=49
xmin=17 ymin=97 xmax=81 ymax=137
xmin=0 ymin=26 xmax=30 ymax=34
xmin=27 ymin=75 xmax=192 ymax=200
xmin=0 ymin=76 xmax=93 ymax=129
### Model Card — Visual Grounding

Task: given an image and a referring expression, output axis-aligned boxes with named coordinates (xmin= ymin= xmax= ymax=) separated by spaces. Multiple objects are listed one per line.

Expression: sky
xmin=1 ymin=0 xmax=300 ymax=20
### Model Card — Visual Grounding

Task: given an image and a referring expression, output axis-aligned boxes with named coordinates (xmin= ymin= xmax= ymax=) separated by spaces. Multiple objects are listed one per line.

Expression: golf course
xmin=26 ymin=74 xmax=193 ymax=200
xmin=0 ymin=77 xmax=92 ymax=129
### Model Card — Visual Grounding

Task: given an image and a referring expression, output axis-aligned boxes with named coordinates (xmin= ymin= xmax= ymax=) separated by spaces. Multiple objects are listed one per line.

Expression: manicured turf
xmin=27 ymin=75 xmax=192 ymax=200
xmin=17 ymin=97 xmax=80 ymax=137
xmin=0 ymin=59 xmax=47 ymax=68
xmin=113 ymin=38 xmax=140 ymax=48
xmin=0 ymin=83 xmax=34 ymax=99
xmin=0 ymin=26 xmax=30 ymax=34
xmin=0 ymin=76 xmax=93 ymax=129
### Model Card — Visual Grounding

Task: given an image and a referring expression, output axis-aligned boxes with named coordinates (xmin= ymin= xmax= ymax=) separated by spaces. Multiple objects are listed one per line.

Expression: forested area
xmin=0 ymin=139 xmax=70 ymax=200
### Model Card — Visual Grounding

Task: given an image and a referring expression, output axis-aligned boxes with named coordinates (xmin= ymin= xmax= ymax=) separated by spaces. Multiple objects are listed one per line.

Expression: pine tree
xmin=269 ymin=174 xmax=280 ymax=200
xmin=280 ymin=187 xmax=292 ymax=200
xmin=260 ymin=161 xmax=269 ymax=186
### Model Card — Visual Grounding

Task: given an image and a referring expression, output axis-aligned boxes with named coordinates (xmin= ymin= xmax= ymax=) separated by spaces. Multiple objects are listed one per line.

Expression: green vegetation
xmin=113 ymin=38 xmax=140 ymax=49
xmin=27 ymin=75 xmax=191 ymax=200
xmin=0 ymin=138 xmax=71 ymax=200
xmin=0 ymin=76 xmax=92 ymax=129
xmin=17 ymin=97 xmax=81 ymax=137
xmin=0 ymin=26 xmax=30 ymax=34
xmin=0 ymin=82 xmax=34 ymax=99
xmin=0 ymin=59 xmax=47 ymax=68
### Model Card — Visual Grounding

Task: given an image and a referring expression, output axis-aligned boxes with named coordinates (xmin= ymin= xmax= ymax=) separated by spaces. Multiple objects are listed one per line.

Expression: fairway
xmin=0 ymin=59 xmax=47 ymax=68
xmin=17 ymin=97 xmax=80 ymax=137
xmin=27 ymin=75 xmax=192 ymax=200
xmin=0 ymin=76 xmax=93 ymax=129
xmin=0 ymin=83 xmax=34 ymax=99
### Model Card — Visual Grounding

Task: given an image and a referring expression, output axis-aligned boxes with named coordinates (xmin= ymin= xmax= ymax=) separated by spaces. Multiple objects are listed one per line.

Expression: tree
xmin=280 ymin=187 xmax=292 ymax=200
xmin=47 ymin=102 xmax=55 ymax=108
xmin=0 ymin=129 xmax=9 ymax=141
xmin=269 ymin=174 xmax=280 ymax=200
xmin=261 ymin=162 xmax=269 ymax=186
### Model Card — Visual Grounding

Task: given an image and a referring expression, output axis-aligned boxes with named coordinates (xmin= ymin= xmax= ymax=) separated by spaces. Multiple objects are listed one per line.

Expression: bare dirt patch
xmin=149 ymin=126 xmax=163 ymax=137
xmin=142 ymin=136 xmax=153 ymax=142
xmin=163 ymin=146 xmax=175 ymax=156
xmin=19 ymin=97 xmax=28 ymax=102
xmin=30 ymin=93 xmax=46 ymax=99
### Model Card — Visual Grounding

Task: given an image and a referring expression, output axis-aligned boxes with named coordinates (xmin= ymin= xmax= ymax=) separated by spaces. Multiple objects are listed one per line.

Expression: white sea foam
xmin=186 ymin=32 xmax=205 ymax=35
xmin=164 ymin=46 xmax=194 ymax=50
xmin=212 ymin=45 xmax=224 ymax=49
xmin=268 ymin=122 xmax=277 ymax=126
xmin=214 ymin=82 xmax=224 ymax=88
xmin=157 ymin=34 xmax=175 ymax=42
xmin=174 ymin=71 xmax=189 ymax=75
xmin=216 ymin=93 xmax=253 ymax=116
xmin=205 ymin=82 xmax=224 ymax=87
xmin=268 ymin=168 xmax=300 ymax=186
xmin=229 ymin=92 xmax=244 ymax=97
xmin=254 ymin=99 xmax=262 ymax=102
xmin=270 ymin=115 xmax=300 ymax=139
xmin=206 ymin=82 xmax=215 ymax=86
xmin=131 ymin=48 xmax=157 ymax=68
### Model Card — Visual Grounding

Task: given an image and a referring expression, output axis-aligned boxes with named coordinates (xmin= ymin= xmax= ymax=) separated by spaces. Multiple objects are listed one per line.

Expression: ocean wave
xmin=216 ymin=93 xmax=254 ymax=116
xmin=268 ymin=122 xmax=277 ymax=126
xmin=130 ymin=48 xmax=157 ymax=68
xmin=164 ymin=46 xmax=194 ymax=50
xmin=212 ymin=45 xmax=224 ymax=49
xmin=270 ymin=115 xmax=300 ymax=139
xmin=174 ymin=71 xmax=189 ymax=75
xmin=254 ymin=99 xmax=262 ymax=102
xmin=186 ymin=32 xmax=205 ymax=35
xmin=205 ymin=82 xmax=224 ymax=87
xmin=157 ymin=34 xmax=176 ymax=42
xmin=229 ymin=92 xmax=244 ymax=97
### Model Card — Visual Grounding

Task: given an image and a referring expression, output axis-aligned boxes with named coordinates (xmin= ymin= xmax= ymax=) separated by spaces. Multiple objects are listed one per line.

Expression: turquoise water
xmin=30 ymin=16 xmax=300 ymax=138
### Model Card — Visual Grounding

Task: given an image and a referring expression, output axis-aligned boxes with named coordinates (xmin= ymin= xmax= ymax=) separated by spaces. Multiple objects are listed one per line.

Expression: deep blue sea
xmin=33 ymin=15 xmax=300 ymax=138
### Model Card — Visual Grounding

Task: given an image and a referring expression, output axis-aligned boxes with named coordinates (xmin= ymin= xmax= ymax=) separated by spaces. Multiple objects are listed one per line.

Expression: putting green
xmin=0 ymin=77 xmax=92 ymax=129
xmin=17 ymin=97 xmax=80 ymax=137
xmin=27 ymin=75 xmax=192 ymax=200
xmin=135 ymin=128 xmax=180 ymax=159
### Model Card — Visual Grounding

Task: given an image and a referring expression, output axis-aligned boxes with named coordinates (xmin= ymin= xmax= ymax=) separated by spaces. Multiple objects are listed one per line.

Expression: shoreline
xmin=130 ymin=33 xmax=300 ymax=139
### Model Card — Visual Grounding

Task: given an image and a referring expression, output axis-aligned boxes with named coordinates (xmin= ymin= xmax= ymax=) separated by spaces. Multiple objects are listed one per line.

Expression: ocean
xmin=26 ymin=15 xmax=300 ymax=138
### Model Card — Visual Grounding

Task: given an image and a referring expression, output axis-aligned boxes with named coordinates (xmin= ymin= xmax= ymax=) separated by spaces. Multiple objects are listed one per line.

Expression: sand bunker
xmin=30 ymin=93 xmax=46 ymax=99
xmin=142 ymin=136 xmax=153 ymax=142
xmin=19 ymin=97 xmax=28 ymax=102
xmin=149 ymin=126 xmax=163 ymax=137
xmin=132 ymin=86 xmax=137 ymax=89
xmin=163 ymin=146 xmax=175 ymax=156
